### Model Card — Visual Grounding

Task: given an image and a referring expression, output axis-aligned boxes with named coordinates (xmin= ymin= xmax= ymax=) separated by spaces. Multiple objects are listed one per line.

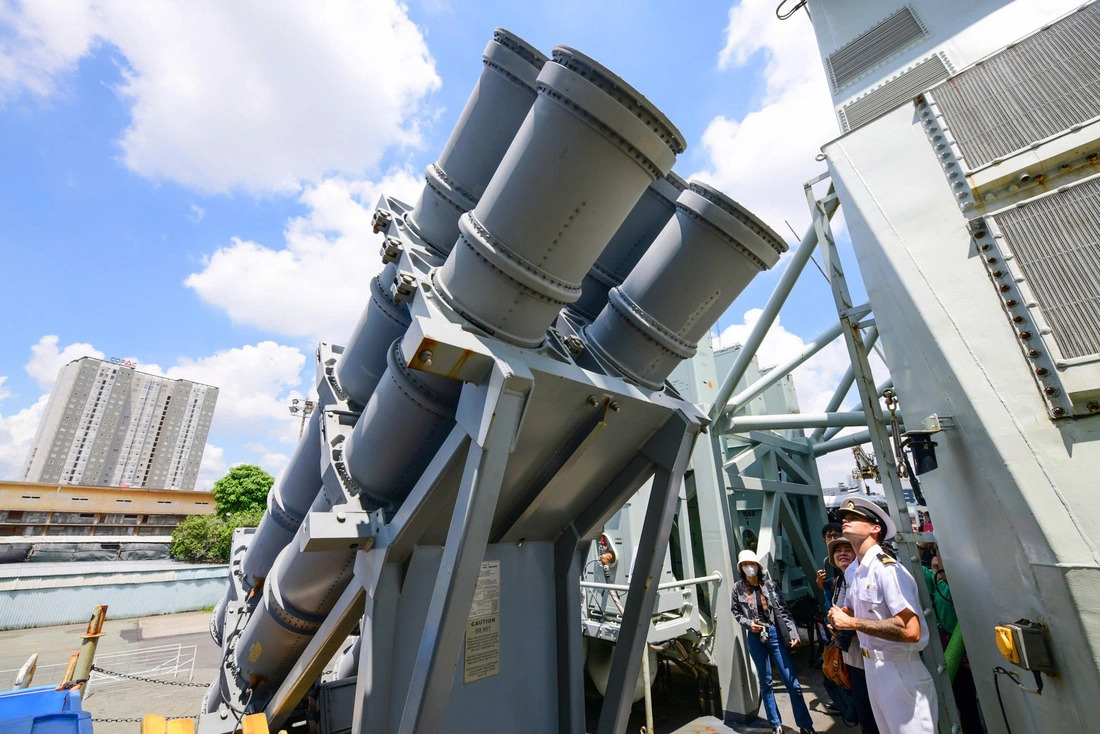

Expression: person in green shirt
xmin=922 ymin=552 xmax=957 ymax=634
xmin=920 ymin=546 xmax=986 ymax=733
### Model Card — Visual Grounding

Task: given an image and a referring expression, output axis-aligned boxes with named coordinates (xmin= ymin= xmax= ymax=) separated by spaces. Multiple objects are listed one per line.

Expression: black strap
xmin=831 ymin=576 xmax=846 ymax=608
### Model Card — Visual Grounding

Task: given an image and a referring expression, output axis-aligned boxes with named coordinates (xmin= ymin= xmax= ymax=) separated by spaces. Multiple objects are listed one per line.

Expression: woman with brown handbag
xmin=826 ymin=537 xmax=879 ymax=734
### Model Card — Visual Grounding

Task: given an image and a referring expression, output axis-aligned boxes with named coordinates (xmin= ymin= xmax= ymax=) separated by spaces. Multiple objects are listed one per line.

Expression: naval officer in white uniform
xmin=828 ymin=497 xmax=936 ymax=734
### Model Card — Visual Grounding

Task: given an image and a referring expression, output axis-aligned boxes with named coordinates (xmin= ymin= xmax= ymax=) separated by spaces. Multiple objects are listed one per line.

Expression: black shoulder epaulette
xmin=877 ymin=552 xmax=896 ymax=565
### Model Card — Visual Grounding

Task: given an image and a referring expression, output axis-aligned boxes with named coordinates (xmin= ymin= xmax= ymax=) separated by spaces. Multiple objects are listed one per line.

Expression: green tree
xmin=171 ymin=508 xmax=264 ymax=562
xmin=211 ymin=464 xmax=274 ymax=517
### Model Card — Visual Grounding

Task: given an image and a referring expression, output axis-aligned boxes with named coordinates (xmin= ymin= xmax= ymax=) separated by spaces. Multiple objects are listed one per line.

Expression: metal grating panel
xmin=839 ymin=55 xmax=950 ymax=132
xmin=931 ymin=4 xmax=1100 ymax=169
xmin=989 ymin=177 xmax=1100 ymax=361
xmin=826 ymin=6 xmax=927 ymax=91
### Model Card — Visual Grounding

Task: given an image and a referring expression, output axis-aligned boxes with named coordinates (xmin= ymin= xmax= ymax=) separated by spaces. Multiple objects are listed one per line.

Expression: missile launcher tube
xmin=342 ymin=341 xmax=463 ymax=506
xmin=211 ymin=38 xmax=692 ymax=708
xmin=406 ymin=29 xmax=547 ymax=254
xmin=570 ymin=171 xmax=686 ymax=321
xmin=333 ymin=263 xmax=413 ymax=407
xmin=239 ymin=408 xmax=326 ymax=587
xmin=433 ymin=45 xmax=686 ymax=347
xmin=586 ymin=181 xmax=788 ymax=389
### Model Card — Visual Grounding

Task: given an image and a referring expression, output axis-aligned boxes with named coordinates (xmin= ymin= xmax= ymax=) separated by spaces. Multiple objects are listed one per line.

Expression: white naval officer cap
xmin=837 ymin=496 xmax=897 ymax=541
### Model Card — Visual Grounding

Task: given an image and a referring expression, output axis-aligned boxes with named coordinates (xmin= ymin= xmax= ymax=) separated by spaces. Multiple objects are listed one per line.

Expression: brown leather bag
xmin=822 ymin=642 xmax=851 ymax=689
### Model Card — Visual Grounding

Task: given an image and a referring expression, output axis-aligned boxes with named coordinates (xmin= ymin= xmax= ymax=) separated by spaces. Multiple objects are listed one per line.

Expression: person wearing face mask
xmin=732 ymin=549 xmax=816 ymax=734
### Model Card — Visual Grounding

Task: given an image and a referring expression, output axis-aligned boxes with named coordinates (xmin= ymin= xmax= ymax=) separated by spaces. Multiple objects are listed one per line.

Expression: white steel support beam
xmin=709 ymin=190 xmax=840 ymax=423
xmin=811 ymin=325 xmax=879 ymax=442
xmin=726 ymin=320 xmax=847 ymax=414
xmin=729 ymin=411 xmax=871 ymax=432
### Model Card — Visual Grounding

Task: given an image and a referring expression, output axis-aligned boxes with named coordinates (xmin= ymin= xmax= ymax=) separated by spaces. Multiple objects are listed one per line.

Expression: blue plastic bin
xmin=0 ymin=686 xmax=92 ymax=734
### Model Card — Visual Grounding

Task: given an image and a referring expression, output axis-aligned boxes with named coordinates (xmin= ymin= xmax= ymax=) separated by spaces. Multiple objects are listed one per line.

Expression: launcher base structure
xmin=195 ymin=28 xmax=786 ymax=734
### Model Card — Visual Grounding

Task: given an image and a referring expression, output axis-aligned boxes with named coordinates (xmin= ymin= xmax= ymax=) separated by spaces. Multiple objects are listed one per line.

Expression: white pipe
xmin=708 ymin=191 xmax=839 ymax=422
xmin=728 ymin=412 xmax=873 ymax=432
xmin=726 ymin=319 xmax=846 ymax=414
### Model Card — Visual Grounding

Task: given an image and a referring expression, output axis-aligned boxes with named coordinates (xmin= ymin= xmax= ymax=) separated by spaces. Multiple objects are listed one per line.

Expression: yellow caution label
xmin=249 ymin=641 xmax=263 ymax=663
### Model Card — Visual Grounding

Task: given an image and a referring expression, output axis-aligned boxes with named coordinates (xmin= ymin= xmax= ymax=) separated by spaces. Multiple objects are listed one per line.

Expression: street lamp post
xmin=288 ymin=398 xmax=316 ymax=439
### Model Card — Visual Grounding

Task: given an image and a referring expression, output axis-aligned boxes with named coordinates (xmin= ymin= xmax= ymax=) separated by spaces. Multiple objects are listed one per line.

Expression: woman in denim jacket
xmin=732 ymin=549 xmax=816 ymax=734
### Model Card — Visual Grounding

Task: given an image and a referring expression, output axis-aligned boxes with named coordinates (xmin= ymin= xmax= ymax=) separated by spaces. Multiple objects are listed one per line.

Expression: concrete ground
xmin=0 ymin=610 xmax=220 ymax=734
xmin=588 ymin=644 xmax=852 ymax=734
xmin=2 ymin=610 xmax=851 ymax=734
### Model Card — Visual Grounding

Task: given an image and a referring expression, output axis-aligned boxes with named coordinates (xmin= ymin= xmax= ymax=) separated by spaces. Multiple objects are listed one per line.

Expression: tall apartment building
xmin=21 ymin=357 xmax=218 ymax=491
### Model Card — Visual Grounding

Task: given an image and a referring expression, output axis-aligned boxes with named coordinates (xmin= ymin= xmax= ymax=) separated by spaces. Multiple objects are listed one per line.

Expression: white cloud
xmin=692 ymin=0 xmax=837 ymax=234
xmin=196 ymin=444 xmax=226 ymax=492
xmin=145 ymin=341 xmax=308 ymax=436
xmin=25 ymin=335 xmax=105 ymax=390
xmin=0 ymin=1 xmax=101 ymax=100
xmin=0 ymin=394 xmax=49 ymax=480
xmin=188 ymin=204 xmax=205 ymax=223
xmin=1 ymin=0 xmax=440 ymax=194
xmin=185 ymin=169 xmax=422 ymax=342
xmin=0 ymin=376 xmax=10 ymax=403
xmin=257 ymin=452 xmax=291 ymax=477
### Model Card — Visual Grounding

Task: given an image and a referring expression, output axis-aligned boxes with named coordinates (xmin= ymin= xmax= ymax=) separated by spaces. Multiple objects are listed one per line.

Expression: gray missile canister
xmin=570 ymin=171 xmax=687 ymax=321
xmin=586 ymin=181 xmax=787 ymax=389
xmin=333 ymin=262 xmax=412 ymax=407
xmin=434 ymin=45 xmax=686 ymax=347
xmin=239 ymin=408 xmax=324 ymax=588
xmin=342 ymin=340 xmax=462 ymax=508
xmin=406 ymin=29 xmax=547 ymax=255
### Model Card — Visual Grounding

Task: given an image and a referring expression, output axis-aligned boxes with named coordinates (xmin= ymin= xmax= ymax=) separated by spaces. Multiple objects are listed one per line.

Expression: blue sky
xmin=0 ymin=0 xmax=869 ymax=488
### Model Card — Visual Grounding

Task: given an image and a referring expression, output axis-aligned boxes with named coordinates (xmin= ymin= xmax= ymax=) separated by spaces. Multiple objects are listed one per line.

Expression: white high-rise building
xmin=21 ymin=357 xmax=218 ymax=490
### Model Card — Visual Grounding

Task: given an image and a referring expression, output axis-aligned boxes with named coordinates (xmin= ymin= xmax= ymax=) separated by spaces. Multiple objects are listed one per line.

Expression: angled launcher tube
xmin=209 ymin=591 xmax=227 ymax=648
xmin=333 ymin=263 xmax=412 ymax=407
xmin=434 ymin=45 xmax=686 ymax=347
xmin=586 ymin=181 xmax=787 ymax=389
xmin=240 ymin=408 xmax=325 ymax=589
xmin=406 ymin=29 xmax=547 ymax=254
xmin=232 ymin=341 xmax=461 ymax=690
xmin=570 ymin=171 xmax=686 ymax=321
xmin=234 ymin=484 xmax=357 ymax=687
xmin=343 ymin=340 xmax=462 ymax=508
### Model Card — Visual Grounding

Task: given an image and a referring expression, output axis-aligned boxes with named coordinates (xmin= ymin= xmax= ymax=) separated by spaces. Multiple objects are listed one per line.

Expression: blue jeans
xmin=746 ymin=626 xmax=814 ymax=730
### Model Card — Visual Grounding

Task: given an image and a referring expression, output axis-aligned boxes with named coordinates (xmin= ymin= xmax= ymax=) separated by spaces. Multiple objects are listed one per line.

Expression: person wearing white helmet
xmin=731 ymin=549 xmax=816 ymax=734
xmin=828 ymin=496 xmax=936 ymax=734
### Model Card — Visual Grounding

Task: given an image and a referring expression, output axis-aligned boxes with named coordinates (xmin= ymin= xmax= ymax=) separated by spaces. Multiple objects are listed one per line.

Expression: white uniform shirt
xmin=845 ymin=543 xmax=928 ymax=653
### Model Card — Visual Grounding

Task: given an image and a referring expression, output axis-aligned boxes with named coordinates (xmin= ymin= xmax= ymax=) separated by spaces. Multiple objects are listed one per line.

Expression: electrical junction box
xmin=995 ymin=621 xmax=1055 ymax=673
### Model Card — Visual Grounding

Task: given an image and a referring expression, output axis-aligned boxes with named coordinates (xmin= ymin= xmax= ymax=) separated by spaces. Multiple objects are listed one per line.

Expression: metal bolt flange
xmin=371 ymin=208 xmax=393 ymax=234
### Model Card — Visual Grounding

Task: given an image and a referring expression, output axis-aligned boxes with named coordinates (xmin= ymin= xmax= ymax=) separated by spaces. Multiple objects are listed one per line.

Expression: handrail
xmin=580 ymin=571 xmax=722 ymax=593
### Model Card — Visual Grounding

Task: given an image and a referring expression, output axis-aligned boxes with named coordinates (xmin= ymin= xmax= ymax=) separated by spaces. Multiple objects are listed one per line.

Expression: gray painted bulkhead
xmin=824 ymin=103 xmax=1100 ymax=733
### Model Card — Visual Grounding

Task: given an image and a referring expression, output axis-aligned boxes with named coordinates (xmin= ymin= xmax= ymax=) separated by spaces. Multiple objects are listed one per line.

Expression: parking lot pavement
xmin=2 ymin=611 xmax=852 ymax=733
xmin=0 ymin=610 xmax=221 ymax=734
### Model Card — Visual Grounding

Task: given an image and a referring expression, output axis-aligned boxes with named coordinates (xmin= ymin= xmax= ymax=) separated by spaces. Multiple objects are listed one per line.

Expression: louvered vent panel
xmin=839 ymin=55 xmax=950 ymax=132
xmin=931 ymin=4 xmax=1100 ymax=168
xmin=826 ymin=6 xmax=927 ymax=91
xmin=989 ymin=177 xmax=1100 ymax=361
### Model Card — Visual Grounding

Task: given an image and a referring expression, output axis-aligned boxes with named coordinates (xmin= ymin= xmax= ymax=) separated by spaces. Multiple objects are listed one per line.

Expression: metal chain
xmin=90 ymin=664 xmax=208 ymax=687
xmin=883 ymin=389 xmax=907 ymax=478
